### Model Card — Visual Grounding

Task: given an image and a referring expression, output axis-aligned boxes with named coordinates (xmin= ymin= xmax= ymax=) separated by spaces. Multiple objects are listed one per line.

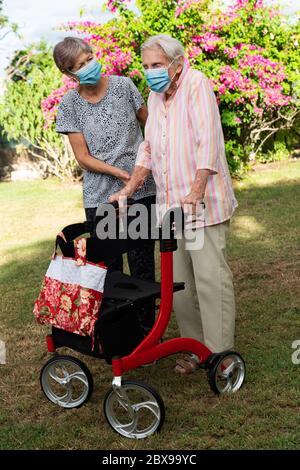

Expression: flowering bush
xmin=1 ymin=0 xmax=299 ymax=179
xmin=42 ymin=0 xmax=300 ymax=175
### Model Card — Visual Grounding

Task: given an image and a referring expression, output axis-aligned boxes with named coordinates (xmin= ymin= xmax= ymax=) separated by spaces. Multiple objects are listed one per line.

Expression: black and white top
xmin=56 ymin=75 xmax=156 ymax=208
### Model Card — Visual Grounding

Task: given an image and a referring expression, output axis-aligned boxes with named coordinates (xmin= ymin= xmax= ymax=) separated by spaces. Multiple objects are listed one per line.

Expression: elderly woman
xmin=110 ymin=34 xmax=238 ymax=373
xmin=53 ymin=36 xmax=157 ymax=333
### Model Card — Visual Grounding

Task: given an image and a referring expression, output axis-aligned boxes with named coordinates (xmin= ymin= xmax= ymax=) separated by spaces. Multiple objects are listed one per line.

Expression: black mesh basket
xmin=51 ymin=301 xmax=146 ymax=364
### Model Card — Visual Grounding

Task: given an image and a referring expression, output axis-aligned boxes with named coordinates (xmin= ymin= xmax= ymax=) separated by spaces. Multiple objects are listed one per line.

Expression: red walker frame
xmin=40 ymin=208 xmax=245 ymax=434
xmin=46 ymin=251 xmax=212 ymax=373
xmin=112 ymin=249 xmax=212 ymax=377
xmin=45 ymin=207 xmax=213 ymax=376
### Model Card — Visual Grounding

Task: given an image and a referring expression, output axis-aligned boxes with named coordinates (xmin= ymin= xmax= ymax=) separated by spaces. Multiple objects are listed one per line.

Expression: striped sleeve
xmin=189 ymin=76 xmax=220 ymax=174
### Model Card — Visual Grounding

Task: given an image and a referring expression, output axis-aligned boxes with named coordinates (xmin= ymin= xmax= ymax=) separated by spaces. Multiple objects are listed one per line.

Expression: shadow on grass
xmin=0 ymin=239 xmax=55 ymax=286
xmin=228 ymin=178 xmax=300 ymax=261
xmin=0 ymin=239 xmax=54 ymax=329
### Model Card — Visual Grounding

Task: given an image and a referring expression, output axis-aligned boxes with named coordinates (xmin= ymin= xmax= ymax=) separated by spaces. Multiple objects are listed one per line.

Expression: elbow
xmin=78 ymin=161 xmax=88 ymax=171
xmin=76 ymin=155 xmax=89 ymax=171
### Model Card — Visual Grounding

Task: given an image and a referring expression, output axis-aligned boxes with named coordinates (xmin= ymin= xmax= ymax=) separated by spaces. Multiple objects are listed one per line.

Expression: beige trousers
xmin=173 ymin=220 xmax=235 ymax=353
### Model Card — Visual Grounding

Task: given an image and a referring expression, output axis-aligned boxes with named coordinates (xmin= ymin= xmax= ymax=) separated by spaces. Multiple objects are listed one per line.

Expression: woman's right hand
xmin=116 ymin=168 xmax=131 ymax=185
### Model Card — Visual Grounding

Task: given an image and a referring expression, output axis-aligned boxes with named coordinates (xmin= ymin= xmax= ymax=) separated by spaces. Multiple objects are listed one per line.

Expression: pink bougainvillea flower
xmin=192 ymin=33 xmax=222 ymax=52
xmin=129 ymin=69 xmax=143 ymax=79
xmin=41 ymin=0 xmax=293 ymax=128
xmin=107 ymin=0 xmax=130 ymax=13
xmin=175 ymin=0 xmax=206 ymax=17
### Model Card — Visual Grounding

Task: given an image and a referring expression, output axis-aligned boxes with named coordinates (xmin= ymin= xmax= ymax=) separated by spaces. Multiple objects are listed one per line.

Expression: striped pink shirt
xmin=136 ymin=62 xmax=238 ymax=227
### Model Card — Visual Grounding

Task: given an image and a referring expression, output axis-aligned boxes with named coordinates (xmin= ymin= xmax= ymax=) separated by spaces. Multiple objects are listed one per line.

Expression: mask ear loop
xmin=168 ymin=57 xmax=182 ymax=86
xmin=62 ymin=57 xmax=96 ymax=81
xmin=61 ymin=67 xmax=79 ymax=83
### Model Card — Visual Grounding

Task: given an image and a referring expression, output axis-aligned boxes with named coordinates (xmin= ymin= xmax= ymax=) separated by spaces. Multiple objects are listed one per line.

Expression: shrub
xmin=0 ymin=42 xmax=80 ymax=181
xmin=1 ymin=1 xmax=300 ymax=179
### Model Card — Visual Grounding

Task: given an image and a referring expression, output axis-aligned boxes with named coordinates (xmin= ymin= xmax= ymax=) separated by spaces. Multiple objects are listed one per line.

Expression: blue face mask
xmin=74 ymin=59 xmax=102 ymax=85
xmin=144 ymin=59 xmax=177 ymax=93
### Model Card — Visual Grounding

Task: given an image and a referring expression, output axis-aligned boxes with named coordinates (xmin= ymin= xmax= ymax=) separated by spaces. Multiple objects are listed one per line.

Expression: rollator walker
xmin=39 ymin=203 xmax=246 ymax=439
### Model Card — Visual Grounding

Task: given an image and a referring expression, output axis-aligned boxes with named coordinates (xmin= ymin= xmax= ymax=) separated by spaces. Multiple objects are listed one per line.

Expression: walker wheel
xmin=208 ymin=351 xmax=246 ymax=395
xmin=104 ymin=380 xmax=165 ymax=439
xmin=40 ymin=355 xmax=93 ymax=408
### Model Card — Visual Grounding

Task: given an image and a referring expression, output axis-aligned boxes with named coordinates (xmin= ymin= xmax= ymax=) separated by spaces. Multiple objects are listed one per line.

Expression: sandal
xmin=174 ymin=355 xmax=200 ymax=375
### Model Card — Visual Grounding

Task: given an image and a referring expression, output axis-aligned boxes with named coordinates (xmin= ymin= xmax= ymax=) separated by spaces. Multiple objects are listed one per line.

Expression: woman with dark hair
xmin=53 ymin=36 xmax=157 ymax=333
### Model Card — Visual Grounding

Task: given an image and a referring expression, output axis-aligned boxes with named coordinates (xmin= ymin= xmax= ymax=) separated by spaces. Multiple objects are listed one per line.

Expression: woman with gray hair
xmin=110 ymin=34 xmax=238 ymax=373
xmin=53 ymin=36 xmax=157 ymax=333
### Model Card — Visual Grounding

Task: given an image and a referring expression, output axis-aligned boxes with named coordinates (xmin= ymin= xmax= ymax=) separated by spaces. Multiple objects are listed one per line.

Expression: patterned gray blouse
xmin=56 ymin=75 xmax=156 ymax=208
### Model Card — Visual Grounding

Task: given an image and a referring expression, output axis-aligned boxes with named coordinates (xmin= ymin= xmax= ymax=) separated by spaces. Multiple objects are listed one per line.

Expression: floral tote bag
xmin=33 ymin=230 xmax=107 ymax=339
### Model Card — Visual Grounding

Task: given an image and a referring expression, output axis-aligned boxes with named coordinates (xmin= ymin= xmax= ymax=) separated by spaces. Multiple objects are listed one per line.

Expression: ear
xmin=176 ymin=56 xmax=185 ymax=74
xmin=176 ymin=63 xmax=183 ymax=75
xmin=171 ymin=58 xmax=184 ymax=77
xmin=64 ymin=71 xmax=79 ymax=83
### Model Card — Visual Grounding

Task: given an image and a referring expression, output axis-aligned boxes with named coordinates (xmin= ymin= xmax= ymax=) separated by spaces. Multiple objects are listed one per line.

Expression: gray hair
xmin=141 ymin=34 xmax=185 ymax=62
xmin=53 ymin=36 xmax=93 ymax=73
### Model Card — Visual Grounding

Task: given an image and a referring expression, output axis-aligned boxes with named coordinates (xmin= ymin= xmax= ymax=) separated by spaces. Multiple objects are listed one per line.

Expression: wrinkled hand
xmin=136 ymin=175 xmax=146 ymax=191
xmin=109 ymin=185 xmax=133 ymax=204
xmin=182 ymin=190 xmax=203 ymax=215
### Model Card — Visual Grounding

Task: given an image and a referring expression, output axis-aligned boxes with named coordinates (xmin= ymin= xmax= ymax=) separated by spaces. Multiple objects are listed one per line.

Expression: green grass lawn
xmin=0 ymin=160 xmax=300 ymax=450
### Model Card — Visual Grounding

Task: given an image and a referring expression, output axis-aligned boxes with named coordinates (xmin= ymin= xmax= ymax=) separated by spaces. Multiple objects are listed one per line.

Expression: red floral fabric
xmin=33 ymin=277 xmax=103 ymax=337
xmin=74 ymin=238 xmax=87 ymax=266
xmin=34 ymin=235 xmax=107 ymax=341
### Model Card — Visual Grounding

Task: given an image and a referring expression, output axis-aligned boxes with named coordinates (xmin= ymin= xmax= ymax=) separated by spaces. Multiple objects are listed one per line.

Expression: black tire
xmin=207 ymin=351 xmax=246 ymax=395
xmin=103 ymin=379 xmax=165 ymax=439
xmin=40 ymin=355 xmax=94 ymax=408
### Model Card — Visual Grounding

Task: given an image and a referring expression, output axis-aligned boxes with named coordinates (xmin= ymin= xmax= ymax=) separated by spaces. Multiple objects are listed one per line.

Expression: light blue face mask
xmin=144 ymin=59 xmax=177 ymax=93
xmin=74 ymin=59 xmax=102 ymax=85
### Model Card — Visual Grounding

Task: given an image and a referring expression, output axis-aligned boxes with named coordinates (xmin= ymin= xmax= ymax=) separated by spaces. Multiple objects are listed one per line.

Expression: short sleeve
xmin=189 ymin=75 xmax=220 ymax=174
xmin=55 ymin=95 xmax=81 ymax=135
xmin=125 ymin=77 xmax=144 ymax=113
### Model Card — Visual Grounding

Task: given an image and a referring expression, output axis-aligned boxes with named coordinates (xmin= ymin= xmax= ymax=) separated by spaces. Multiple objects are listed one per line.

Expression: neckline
xmin=75 ymin=76 xmax=112 ymax=105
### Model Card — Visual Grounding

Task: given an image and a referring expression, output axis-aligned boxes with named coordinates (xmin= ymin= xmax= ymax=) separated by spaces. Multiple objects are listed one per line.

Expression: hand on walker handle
xmin=181 ymin=190 xmax=204 ymax=215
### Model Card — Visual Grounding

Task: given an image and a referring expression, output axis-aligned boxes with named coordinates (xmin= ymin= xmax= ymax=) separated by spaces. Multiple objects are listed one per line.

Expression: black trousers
xmin=85 ymin=195 xmax=156 ymax=333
